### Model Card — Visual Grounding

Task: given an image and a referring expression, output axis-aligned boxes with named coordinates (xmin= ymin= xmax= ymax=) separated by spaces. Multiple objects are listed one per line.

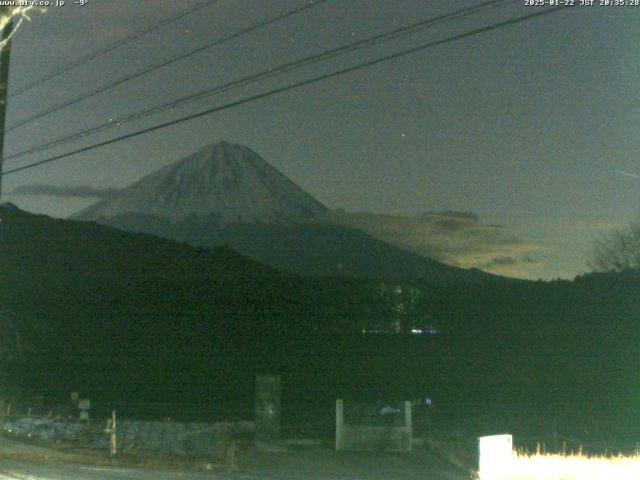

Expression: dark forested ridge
xmin=1 ymin=204 xmax=639 ymax=439
xmin=94 ymin=212 xmax=504 ymax=284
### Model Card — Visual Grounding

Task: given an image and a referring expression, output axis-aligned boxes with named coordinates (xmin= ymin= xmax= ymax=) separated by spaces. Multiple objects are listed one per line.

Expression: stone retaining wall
xmin=1 ymin=416 xmax=254 ymax=456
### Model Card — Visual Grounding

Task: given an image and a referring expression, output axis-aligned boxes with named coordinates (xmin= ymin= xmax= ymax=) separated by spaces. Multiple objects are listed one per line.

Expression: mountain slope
xmin=72 ymin=142 xmax=503 ymax=284
xmin=3 ymin=203 xmax=639 ymax=437
xmin=0 ymin=203 xmax=395 ymax=411
xmin=99 ymin=212 xmax=499 ymax=283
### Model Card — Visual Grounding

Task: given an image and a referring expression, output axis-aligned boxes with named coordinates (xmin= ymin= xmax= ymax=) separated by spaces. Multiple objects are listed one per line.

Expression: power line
xmin=0 ymin=5 xmax=572 ymax=178
xmin=11 ymin=0 xmax=220 ymax=98
xmin=4 ymin=0 xmax=513 ymax=162
xmin=4 ymin=0 xmax=330 ymax=134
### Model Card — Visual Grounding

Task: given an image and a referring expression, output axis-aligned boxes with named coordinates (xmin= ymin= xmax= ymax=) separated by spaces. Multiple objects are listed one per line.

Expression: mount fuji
xmin=73 ymin=142 xmax=499 ymax=284
xmin=74 ymin=142 xmax=327 ymax=223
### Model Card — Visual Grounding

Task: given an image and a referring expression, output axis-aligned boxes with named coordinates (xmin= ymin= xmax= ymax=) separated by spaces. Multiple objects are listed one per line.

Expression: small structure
xmin=335 ymin=399 xmax=412 ymax=452
xmin=78 ymin=399 xmax=90 ymax=421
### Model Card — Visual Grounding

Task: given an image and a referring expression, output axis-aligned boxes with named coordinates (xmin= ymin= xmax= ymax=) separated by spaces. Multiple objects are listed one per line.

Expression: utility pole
xmin=0 ymin=7 xmax=13 ymax=202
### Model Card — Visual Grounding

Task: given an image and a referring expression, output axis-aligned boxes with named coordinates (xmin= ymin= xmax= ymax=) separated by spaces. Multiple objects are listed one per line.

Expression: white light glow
xmin=0 ymin=7 xmax=40 ymax=51
xmin=505 ymin=452 xmax=640 ymax=480
xmin=478 ymin=434 xmax=640 ymax=480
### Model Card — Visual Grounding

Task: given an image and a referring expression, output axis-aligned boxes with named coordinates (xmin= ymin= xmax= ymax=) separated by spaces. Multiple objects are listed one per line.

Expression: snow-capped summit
xmin=73 ymin=142 xmax=327 ymax=223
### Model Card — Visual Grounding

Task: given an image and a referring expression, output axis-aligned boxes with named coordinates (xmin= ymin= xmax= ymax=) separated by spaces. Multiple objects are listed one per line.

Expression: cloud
xmin=558 ymin=219 xmax=624 ymax=232
xmin=321 ymin=210 xmax=544 ymax=279
xmin=484 ymin=256 xmax=517 ymax=267
xmin=436 ymin=211 xmax=479 ymax=221
xmin=11 ymin=184 xmax=120 ymax=199
xmin=616 ymin=170 xmax=640 ymax=179
xmin=522 ymin=256 xmax=540 ymax=264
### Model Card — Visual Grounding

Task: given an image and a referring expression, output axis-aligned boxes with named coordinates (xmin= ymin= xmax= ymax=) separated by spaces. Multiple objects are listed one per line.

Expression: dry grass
xmin=481 ymin=450 xmax=640 ymax=480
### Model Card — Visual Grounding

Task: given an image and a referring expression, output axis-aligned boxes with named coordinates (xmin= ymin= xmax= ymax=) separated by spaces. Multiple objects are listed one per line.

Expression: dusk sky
xmin=2 ymin=0 xmax=639 ymax=280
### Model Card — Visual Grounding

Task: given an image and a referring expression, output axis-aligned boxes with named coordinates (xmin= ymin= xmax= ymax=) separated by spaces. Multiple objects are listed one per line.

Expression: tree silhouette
xmin=589 ymin=220 xmax=640 ymax=272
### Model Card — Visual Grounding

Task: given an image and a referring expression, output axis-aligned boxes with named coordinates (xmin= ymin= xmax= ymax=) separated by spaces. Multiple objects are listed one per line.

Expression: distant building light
xmin=361 ymin=328 xmax=389 ymax=335
xmin=361 ymin=326 xmax=439 ymax=336
xmin=410 ymin=327 xmax=439 ymax=336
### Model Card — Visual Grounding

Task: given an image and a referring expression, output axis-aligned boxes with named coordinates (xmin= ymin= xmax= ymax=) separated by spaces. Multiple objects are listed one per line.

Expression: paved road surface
xmin=0 ymin=434 xmax=472 ymax=479
xmin=0 ymin=457 xmax=468 ymax=479
xmin=0 ymin=460 xmax=269 ymax=480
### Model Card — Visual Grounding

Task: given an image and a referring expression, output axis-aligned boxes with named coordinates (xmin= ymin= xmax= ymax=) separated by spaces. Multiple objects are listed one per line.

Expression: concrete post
xmin=255 ymin=375 xmax=281 ymax=451
xmin=335 ymin=399 xmax=344 ymax=451
xmin=404 ymin=400 xmax=412 ymax=451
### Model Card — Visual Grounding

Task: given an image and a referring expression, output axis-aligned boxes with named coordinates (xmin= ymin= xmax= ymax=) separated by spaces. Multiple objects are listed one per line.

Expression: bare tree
xmin=588 ymin=220 xmax=640 ymax=272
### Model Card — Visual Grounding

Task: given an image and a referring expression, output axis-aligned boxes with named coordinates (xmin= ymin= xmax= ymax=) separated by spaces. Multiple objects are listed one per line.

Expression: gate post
xmin=335 ymin=399 xmax=344 ymax=451
xmin=255 ymin=374 xmax=281 ymax=451
xmin=404 ymin=400 xmax=412 ymax=451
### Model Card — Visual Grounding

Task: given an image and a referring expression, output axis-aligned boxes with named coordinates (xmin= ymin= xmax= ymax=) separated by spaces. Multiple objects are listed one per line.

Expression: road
xmin=0 ymin=459 xmax=269 ymax=480
xmin=0 ymin=457 xmax=470 ymax=479
xmin=0 ymin=434 xmax=472 ymax=479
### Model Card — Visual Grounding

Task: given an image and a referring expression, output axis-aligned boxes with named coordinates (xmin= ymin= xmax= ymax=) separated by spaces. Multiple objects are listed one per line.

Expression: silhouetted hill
xmin=2 ymin=204 xmax=639 ymax=440
xmin=0 ymin=204 xmax=424 ymax=416
xmin=98 ymin=212 xmax=503 ymax=284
